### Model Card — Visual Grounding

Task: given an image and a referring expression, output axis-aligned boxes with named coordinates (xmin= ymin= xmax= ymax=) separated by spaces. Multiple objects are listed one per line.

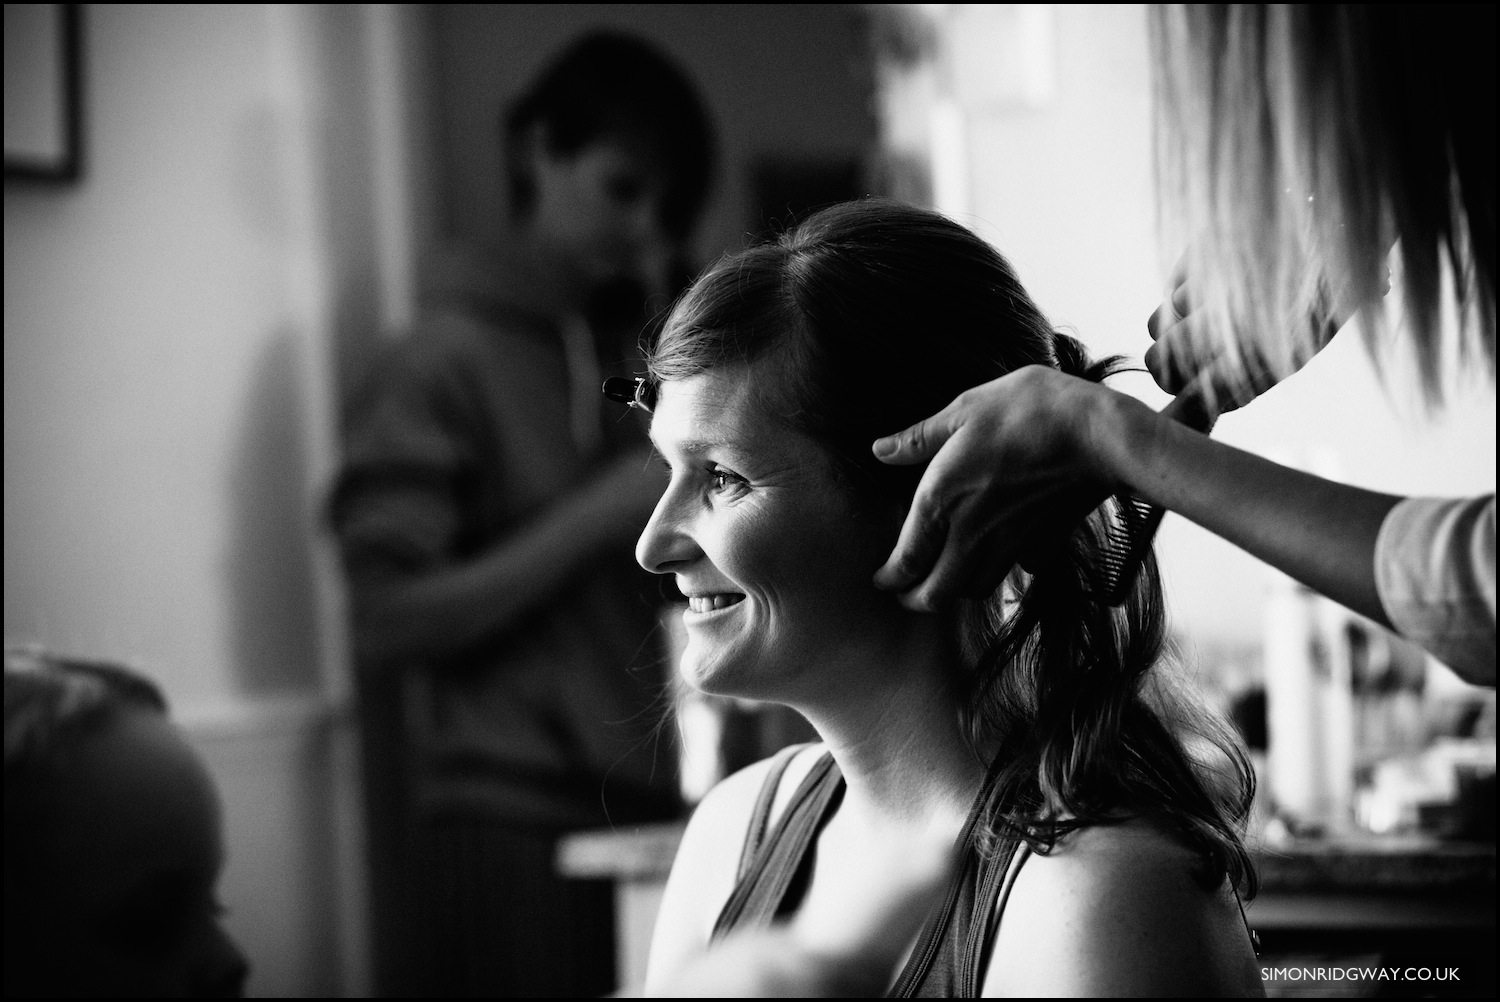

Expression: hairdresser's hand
xmin=1144 ymin=266 xmax=1286 ymax=411
xmin=871 ymin=366 xmax=1117 ymax=611
xmin=1145 ymin=253 xmax=1384 ymax=411
xmin=649 ymin=833 xmax=955 ymax=997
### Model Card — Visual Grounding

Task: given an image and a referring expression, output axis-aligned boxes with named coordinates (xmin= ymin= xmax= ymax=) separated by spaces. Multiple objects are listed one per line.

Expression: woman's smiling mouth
xmin=685 ymin=593 xmax=745 ymax=614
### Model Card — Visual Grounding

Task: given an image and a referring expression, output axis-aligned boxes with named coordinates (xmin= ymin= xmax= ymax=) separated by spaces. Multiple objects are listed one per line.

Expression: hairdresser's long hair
xmin=648 ymin=199 xmax=1256 ymax=894
xmin=1151 ymin=4 xmax=1495 ymax=407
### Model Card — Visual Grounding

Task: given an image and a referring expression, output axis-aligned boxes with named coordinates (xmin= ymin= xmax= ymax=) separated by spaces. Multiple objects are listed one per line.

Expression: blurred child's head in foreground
xmin=5 ymin=649 xmax=248 ymax=997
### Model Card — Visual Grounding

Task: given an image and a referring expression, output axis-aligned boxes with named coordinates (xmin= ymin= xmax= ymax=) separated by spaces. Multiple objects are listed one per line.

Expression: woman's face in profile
xmin=637 ymin=365 xmax=897 ymax=699
xmin=529 ymin=133 xmax=674 ymax=299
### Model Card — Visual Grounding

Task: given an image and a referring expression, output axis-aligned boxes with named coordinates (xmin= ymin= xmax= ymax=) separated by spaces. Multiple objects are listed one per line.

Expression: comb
xmin=1083 ymin=382 xmax=1218 ymax=605
xmin=1014 ymin=379 xmax=1218 ymax=606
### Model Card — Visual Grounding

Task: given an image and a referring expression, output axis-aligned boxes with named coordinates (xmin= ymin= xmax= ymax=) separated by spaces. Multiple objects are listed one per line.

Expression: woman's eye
xmin=710 ymin=468 xmax=745 ymax=493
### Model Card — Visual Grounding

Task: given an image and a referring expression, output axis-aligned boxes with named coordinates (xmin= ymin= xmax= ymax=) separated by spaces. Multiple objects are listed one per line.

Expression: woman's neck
xmin=794 ymin=626 xmax=988 ymax=837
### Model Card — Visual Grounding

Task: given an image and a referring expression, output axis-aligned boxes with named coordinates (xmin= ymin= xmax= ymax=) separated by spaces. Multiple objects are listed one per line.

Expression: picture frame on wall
xmin=5 ymin=4 xmax=83 ymax=182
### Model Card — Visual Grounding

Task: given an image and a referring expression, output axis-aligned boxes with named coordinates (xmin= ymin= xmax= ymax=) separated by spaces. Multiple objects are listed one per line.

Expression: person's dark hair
xmin=5 ymin=648 xmax=168 ymax=776
xmin=647 ymin=198 xmax=1257 ymax=894
xmin=5 ymin=649 xmax=171 ymax=957
xmin=5 ymin=648 xmax=169 ymax=844
xmin=503 ymin=30 xmax=716 ymax=241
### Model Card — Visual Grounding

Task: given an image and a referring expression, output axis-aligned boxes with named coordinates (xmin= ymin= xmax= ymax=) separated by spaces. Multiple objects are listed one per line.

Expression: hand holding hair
xmin=871 ymin=365 xmax=1117 ymax=610
xmin=875 ymin=348 xmax=1414 ymax=658
xmin=874 ymin=248 xmax=1392 ymax=614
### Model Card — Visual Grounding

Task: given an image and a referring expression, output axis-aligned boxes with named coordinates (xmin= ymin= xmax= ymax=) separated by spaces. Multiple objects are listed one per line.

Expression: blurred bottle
xmin=1347 ymin=620 xmax=1428 ymax=770
xmin=1263 ymin=573 xmax=1356 ymax=834
xmin=1355 ymin=654 xmax=1495 ymax=838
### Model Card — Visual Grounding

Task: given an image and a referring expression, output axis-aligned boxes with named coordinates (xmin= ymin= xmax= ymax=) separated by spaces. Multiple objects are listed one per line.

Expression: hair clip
xmin=602 ymin=375 xmax=654 ymax=413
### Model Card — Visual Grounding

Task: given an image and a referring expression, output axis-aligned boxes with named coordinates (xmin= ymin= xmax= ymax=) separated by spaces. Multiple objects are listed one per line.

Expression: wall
xmin=938 ymin=4 xmax=1495 ymax=666
xmin=6 ymin=5 xmax=322 ymax=704
xmin=3 ymin=5 xmax=427 ymax=994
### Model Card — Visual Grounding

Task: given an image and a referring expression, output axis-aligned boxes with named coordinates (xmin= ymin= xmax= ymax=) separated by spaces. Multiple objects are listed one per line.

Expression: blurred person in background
xmin=5 ymin=649 xmax=249 ymax=998
xmin=873 ymin=4 xmax=1494 ymax=688
xmin=328 ymin=30 xmax=715 ymax=997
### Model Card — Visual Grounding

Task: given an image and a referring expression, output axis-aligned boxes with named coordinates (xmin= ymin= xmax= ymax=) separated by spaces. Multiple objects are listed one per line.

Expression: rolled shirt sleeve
xmin=1374 ymin=495 xmax=1496 ymax=685
xmin=328 ymin=344 xmax=476 ymax=583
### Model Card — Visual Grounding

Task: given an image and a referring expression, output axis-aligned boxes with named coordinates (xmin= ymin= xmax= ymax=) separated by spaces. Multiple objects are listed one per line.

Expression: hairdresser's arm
xmin=343 ymin=449 xmax=663 ymax=672
xmin=1104 ymin=386 xmax=1401 ymax=626
xmin=872 ymin=367 xmax=1401 ymax=629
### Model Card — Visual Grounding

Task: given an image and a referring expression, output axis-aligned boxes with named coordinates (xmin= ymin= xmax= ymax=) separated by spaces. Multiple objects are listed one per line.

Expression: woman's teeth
xmin=688 ymin=594 xmax=743 ymax=613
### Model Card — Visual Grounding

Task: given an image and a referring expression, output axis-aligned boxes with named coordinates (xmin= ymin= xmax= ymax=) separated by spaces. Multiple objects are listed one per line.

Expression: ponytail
xmin=963 ymin=331 xmax=1258 ymax=895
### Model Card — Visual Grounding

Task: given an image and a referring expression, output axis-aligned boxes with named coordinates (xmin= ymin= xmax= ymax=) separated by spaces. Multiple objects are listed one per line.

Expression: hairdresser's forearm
xmin=1092 ymin=390 xmax=1402 ymax=628
xmin=350 ymin=489 xmax=633 ymax=671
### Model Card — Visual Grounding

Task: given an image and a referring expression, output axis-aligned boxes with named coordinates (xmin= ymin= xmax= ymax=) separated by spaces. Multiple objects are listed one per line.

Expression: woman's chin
xmin=677 ymin=647 xmax=762 ymax=701
xmin=677 ymin=656 xmax=738 ymax=698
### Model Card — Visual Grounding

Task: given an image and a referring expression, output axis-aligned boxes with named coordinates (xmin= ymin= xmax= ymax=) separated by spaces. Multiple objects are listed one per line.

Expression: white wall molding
xmin=177 ymin=691 xmax=351 ymax=745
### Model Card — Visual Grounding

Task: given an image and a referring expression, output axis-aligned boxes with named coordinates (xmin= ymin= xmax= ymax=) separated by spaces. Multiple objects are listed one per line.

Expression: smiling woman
xmin=629 ymin=199 xmax=1265 ymax=997
xmin=640 ymin=370 xmax=900 ymax=702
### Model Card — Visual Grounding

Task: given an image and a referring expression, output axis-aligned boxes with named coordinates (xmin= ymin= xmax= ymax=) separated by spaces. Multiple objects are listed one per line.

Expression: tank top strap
xmin=889 ymin=760 xmax=1027 ymax=998
xmin=736 ymin=743 xmax=813 ymax=882
xmin=954 ymin=840 xmax=1031 ymax=993
xmin=712 ymin=750 xmax=842 ymax=940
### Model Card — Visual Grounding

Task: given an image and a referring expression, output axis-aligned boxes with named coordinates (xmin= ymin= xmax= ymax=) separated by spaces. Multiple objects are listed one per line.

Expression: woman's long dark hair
xmin=648 ymin=199 xmax=1257 ymax=894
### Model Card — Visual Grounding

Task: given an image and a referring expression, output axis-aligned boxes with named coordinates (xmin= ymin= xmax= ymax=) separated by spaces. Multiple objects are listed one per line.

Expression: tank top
xmin=709 ymin=747 xmax=1032 ymax=997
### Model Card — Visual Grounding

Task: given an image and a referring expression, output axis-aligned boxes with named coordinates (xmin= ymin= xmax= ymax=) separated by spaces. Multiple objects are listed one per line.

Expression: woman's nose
xmin=620 ymin=204 xmax=671 ymax=294
xmin=636 ymin=489 xmax=697 ymax=574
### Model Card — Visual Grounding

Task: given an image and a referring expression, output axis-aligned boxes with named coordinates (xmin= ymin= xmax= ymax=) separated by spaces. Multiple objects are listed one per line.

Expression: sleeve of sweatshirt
xmin=1374 ymin=494 xmax=1496 ymax=686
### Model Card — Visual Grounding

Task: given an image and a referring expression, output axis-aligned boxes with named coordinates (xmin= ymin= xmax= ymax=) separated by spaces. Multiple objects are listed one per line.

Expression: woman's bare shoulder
xmin=643 ymin=743 xmax=828 ymax=993
xmin=686 ymin=741 xmax=829 ymax=848
xmin=983 ymin=819 xmax=1264 ymax=997
xmin=1035 ymin=817 xmax=1211 ymax=869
